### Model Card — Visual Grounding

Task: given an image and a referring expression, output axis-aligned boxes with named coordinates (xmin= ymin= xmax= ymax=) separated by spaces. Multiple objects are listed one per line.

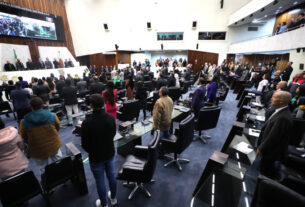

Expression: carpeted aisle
xmin=0 ymin=90 xmax=238 ymax=207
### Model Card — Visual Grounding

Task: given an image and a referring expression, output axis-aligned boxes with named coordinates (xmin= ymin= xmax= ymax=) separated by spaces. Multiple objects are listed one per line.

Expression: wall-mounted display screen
xmin=157 ymin=32 xmax=183 ymax=40
xmin=198 ymin=32 xmax=226 ymax=40
xmin=0 ymin=2 xmax=65 ymax=41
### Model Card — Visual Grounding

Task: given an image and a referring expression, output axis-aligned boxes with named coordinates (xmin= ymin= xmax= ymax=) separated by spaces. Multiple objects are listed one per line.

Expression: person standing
xmin=11 ymin=82 xmax=31 ymax=122
xmin=20 ymin=97 xmax=62 ymax=170
xmin=153 ymin=87 xmax=173 ymax=138
xmin=4 ymin=60 xmax=16 ymax=71
xmin=0 ymin=118 xmax=29 ymax=180
xmin=257 ymin=91 xmax=293 ymax=178
xmin=281 ymin=62 xmax=293 ymax=82
xmin=61 ymin=79 xmax=79 ymax=125
xmin=191 ymin=78 xmax=206 ymax=117
xmin=81 ymin=94 xmax=117 ymax=207
xmin=102 ymin=82 xmax=117 ymax=119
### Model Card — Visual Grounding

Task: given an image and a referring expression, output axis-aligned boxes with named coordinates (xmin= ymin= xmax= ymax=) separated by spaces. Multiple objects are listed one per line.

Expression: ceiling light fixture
xmin=293 ymin=1 xmax=298 ymax=5
xmin=279 ymin=6 xmax=282 ymax=9
xmin=264 ymin=15 xmax=268 ymax=18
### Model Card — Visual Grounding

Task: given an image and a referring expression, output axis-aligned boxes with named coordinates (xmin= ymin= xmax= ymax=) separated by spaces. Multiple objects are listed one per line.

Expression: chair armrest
xmin=161 ymin=136 xmax=177 ymax=144
xmin=134 ymin=145 xmax=148 ymax=158
xmin=286 ymin=154 xmax=305 ymax=174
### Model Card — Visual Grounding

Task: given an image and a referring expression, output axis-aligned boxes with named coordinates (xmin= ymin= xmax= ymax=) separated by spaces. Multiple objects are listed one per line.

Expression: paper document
xmin=249 ymin=128 xmax=260 ymax=137
xmin=256 ymin=116 xmax=265 ymax=122
xmin=233 ymin=141 xmax=253 ymax=154
xmin=114 ymin=132 xmax=123 ymax=141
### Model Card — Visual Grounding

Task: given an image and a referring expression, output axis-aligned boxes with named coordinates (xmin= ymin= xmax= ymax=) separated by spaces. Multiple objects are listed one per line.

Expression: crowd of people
xmin=3 ymin=57 xmax=74 ymax=71
xmin=155 ymin=57 xmax=187 ymax=67
xmin=0 ymin=57 xmax=305 ymax=206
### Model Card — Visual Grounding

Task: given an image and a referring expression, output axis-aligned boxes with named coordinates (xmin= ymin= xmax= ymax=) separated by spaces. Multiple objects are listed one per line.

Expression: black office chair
xmin=289 ymin=118 xmax=305 ymax=146
xmin=117 ymin=130 xmax=160 ymax=200
xmin=41 ymin=156 xmax=74 ymax=196
xmin=194 ymin=106 xmax=221 ymax=144
xmin=168 ymin=87 xmax=181 ymax=102
xmin=147 ymin=91 xmax=159 ymax=114
xmin=0 ymin=171 xmax=44 ymax=207
xmin=117 ymin=100 xmax=140 ymax=121
xmin=144 ymin=81 xmax=153 ymax=92
xmin=162 ymin=114 xmax=195 ymax=171
xmin=250 ymin=175 xmax=305 ymax=207
xmin=117 ymin=89 xmax=126 ymax=101
xmin=0 ymin=101 xmax=16 ymax=119
xmin=180 ymin=81 xmax=191 ymax=95
xmin=219 ymin=87 xmax=229 ymax=101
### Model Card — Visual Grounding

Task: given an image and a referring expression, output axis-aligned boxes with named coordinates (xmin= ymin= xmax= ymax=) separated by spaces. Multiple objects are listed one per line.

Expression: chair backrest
xmin=251 ymin=175 xmax=305 ymax=207
xmin=143 ymin=130 xmax=160 ymax=183
xmin=117 ymin=89 xmax=126 ymax=100
xmin=289 ymin=118 xmax=305 ymax=146
xmin=197 ymin=106 xmax=221 ymax=131
xmin=168 ymin=87 xmax=181 ymax=102
xmin=0 ymin=101 xmax=13 ymax=114
xmin=0 ymin=171 xmax=42 ymax=207
xmin=176 ymin=114 xmax=195 ymax=154
xmin=41 ymin=156 xmax=74 ymax=192
xmin=121 ymin=100 xmax=140 ymax=120
xmin=144 ymin=81 xmax=153 ymax=92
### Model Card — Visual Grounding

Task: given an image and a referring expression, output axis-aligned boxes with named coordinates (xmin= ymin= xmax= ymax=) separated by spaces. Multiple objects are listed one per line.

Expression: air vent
xmin=248 ymin=27 xmax=258 ymax=31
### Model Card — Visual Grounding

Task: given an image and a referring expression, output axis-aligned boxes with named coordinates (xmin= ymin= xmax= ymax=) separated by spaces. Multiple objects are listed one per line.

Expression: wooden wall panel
xmin=237 ymin=53 xmax=289 ymax=71
xmin=116 ymin=51 xmax=131 ymax=65
xmin=89 ymin=53 xmax=116 ymax=69
xmin=0 ymin=0 xmax=75 ymax=62
xmin=187 ymin=50 xmax=219 ymax=72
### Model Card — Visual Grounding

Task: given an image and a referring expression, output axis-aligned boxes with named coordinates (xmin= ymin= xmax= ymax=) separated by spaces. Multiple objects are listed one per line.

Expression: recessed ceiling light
xmin=279 ymin=6 xmax=282 ymax=9
xmin=293 ymin=1 xmax=298 ymax=5
xmin=264 ymin=15 xmax=268 ymax=17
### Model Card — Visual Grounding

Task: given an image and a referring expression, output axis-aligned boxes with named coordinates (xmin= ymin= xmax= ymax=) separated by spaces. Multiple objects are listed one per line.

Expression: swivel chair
xmin=194 ymin=106 xmax=221 ymax=144
xmin=162 ymin=114 xmax=195 ymax=171
xmin=117 ymin=130 xmax=160 ymax=200
xmin=117 ymin=100 xmax=140 ymax=121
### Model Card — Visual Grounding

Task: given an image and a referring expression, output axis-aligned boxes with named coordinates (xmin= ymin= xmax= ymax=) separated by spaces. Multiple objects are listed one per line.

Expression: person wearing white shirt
xmin=256 ymin=74 xmax=269 ymax=103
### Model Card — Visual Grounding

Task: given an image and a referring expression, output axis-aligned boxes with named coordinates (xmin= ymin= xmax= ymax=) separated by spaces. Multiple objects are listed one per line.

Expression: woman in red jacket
xmin=102 ymin=81 xmax=117 ymax=119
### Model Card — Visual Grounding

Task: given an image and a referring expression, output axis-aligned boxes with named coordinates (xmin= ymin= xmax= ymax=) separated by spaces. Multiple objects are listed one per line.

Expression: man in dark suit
xmin=26 ymin=58 xmax=35 ymax=70
xmin=4 ymin=60 xmax=16 ymax=71
xmin=64 ymin=59 xmax=69 ymax=68
xmin=36 ymin=58 xmax=45 ymax=69
xmin=281 ymin=62 xmax=293 ymax=82
xmin=16 ymin=59 xmax=25 ymax=70
xmin=257 ymin=91 xmax=293 ymax=178
xmin=68 ymin=58 xmax=74 ymax=67
xmin=45 ymin=57 xmax=53 ymax=69
xmin=53 ymin=58 xmax=60 ymax=68
xmin=90 ymin=76 xmax=105 ymax=94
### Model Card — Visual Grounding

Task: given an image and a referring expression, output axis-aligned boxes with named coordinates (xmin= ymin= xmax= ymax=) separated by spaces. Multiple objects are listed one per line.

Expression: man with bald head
xmin=257 ymin=91 xmax=292 ymax=177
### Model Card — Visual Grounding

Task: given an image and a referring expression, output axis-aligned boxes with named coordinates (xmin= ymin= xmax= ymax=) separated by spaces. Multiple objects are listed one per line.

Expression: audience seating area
xmin=0 ymin=62 xmax=305 ymax=207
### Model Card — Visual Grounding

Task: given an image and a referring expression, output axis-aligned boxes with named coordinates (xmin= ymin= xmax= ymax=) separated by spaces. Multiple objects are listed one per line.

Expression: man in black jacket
xmin=4 ymin=60 xmax=16 ymax=71
xmin=45 ymin=57 xmax=53 ymax=69
xmin=281 ymin=62 xmax=293 ymax=82
xmin=257 ymin=91 xmax=293 ymax=178
xmin=16 ymin=59 xmax=25 ymax=70
xmin=36 ymin=58 xmax=45 ymax=69
xmin=26 ymin=58 xmax=35 ymax=70
xmin=61 ymin=79 xmax=78 ymax=125
xmin=90 ymin=76 xmax=105 ymax=94
xmin=53 ymin=58 xmax=60 ymax=68
xmin=81 ymin=94 xmax=117 ymax=207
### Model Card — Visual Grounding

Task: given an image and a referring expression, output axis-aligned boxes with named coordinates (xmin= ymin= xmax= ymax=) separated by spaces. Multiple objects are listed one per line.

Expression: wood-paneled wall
xmin=234 ymin=53 xmax=289 ymax=71
xmin=187 ymin=50 xmax=219 ymax=72
xmin=89 ymin=53 xmax=116 ymax=69
xmin=116 ymin=51 xmax=131 ymax=65
xmin=0 ymin=0 xmax=75 ymax=62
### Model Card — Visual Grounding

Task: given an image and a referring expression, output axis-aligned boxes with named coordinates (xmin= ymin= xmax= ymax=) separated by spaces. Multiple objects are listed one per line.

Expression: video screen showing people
xmin=0 ymin=12 xmax=57 ymax=40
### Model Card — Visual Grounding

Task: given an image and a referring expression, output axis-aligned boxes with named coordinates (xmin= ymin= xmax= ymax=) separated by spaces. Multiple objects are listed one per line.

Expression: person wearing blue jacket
xmin=206 ymin=77 xmax=218 ymax=103
xmin=192 ymin=78 xmax=206 ymax=117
